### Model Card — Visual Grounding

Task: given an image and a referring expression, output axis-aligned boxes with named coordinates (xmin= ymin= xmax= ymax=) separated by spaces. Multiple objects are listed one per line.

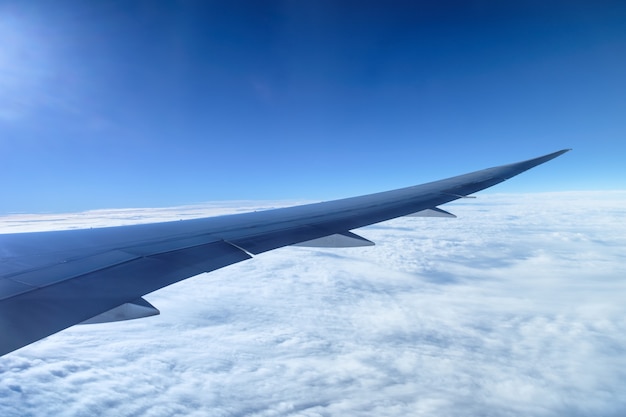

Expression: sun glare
xmin=0 ymin=10 xmax=53 ymax=121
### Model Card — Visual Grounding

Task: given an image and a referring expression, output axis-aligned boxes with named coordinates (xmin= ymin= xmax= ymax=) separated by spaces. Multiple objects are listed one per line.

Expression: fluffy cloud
xmin=1 ymin=192 xmax=625 ymax=417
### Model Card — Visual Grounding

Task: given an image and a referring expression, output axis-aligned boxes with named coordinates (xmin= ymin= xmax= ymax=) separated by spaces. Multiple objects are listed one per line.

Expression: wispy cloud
xmin=1 ymin=192 xmax=625 ymax=416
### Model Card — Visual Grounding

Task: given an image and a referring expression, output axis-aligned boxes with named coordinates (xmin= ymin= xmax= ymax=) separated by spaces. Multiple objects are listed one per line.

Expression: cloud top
xmin=1 ymin=191 xmax=625 ymax=416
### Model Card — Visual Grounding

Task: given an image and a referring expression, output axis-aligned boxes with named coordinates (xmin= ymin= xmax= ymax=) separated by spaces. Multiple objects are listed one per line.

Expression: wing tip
xmin=514 ymin=148 xmax=571 ymax=172
xmin=545 ymin=148 xmax=572 ymax=159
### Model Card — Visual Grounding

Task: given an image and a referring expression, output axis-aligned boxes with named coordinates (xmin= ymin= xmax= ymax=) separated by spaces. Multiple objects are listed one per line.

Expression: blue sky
xmin=1 ymin=1 xmax=625 ymax=213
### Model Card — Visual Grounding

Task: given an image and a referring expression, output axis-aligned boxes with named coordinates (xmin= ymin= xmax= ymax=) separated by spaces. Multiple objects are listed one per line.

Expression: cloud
xmin=1 ymin=192 xmax=625 ymax=416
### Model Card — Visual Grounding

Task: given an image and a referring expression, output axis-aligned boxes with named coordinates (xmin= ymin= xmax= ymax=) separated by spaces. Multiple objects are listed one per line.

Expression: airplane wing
xmin=0 ymin=149 xmax=569 ymax=356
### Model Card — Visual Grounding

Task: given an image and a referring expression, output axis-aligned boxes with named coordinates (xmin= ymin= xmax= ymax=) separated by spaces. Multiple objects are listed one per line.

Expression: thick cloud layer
xmin=1 ymin=192 xmax=625 ymax=416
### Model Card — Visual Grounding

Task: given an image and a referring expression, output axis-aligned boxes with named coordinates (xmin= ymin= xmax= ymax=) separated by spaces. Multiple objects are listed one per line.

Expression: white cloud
xmin=1 ymin=192 xmax=625 ymax=416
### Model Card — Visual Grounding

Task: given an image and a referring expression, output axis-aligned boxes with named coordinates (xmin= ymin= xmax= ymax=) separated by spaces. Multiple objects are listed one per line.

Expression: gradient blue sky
xmin=1 ymin=1 xmax=624 ymax=213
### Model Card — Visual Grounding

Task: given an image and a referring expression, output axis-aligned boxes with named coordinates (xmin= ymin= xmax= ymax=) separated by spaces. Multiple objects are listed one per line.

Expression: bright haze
xmin=1 ymin=2 xmax=625 ymax=417
xmin=1 ymin=1 xmax=625 ymax=213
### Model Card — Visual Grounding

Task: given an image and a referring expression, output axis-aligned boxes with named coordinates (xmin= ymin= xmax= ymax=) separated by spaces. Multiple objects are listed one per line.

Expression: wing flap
xmin=226 ymin=224 xmax=331 ymax=254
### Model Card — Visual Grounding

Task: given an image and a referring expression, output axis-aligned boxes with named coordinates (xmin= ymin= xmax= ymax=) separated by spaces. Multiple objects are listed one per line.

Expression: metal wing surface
xmin=0 ymin=150 xmax=569 ymax=356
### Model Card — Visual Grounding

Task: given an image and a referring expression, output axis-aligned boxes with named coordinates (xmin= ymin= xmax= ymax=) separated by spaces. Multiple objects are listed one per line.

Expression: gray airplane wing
xmin=0 ymin=150 xmax=569 ymax=356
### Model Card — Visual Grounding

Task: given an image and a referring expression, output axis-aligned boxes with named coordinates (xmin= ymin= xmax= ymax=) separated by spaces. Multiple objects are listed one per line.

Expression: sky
xmin=1 ymin=1 xmax=625 ymax=213
xmin=1 ymin=192 xmax=625 ymax=416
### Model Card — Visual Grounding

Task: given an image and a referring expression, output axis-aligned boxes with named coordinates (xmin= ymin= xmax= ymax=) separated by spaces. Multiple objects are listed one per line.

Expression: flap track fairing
xmin=80 ymin=297 xmax=160 ymax=324
xmin=293 ymin=231 xmax=374 ymax=248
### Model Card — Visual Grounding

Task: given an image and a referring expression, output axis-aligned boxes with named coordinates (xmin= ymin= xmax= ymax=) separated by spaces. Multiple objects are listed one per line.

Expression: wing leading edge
xmin=0 ymin=149 xmax=570 ymax=356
